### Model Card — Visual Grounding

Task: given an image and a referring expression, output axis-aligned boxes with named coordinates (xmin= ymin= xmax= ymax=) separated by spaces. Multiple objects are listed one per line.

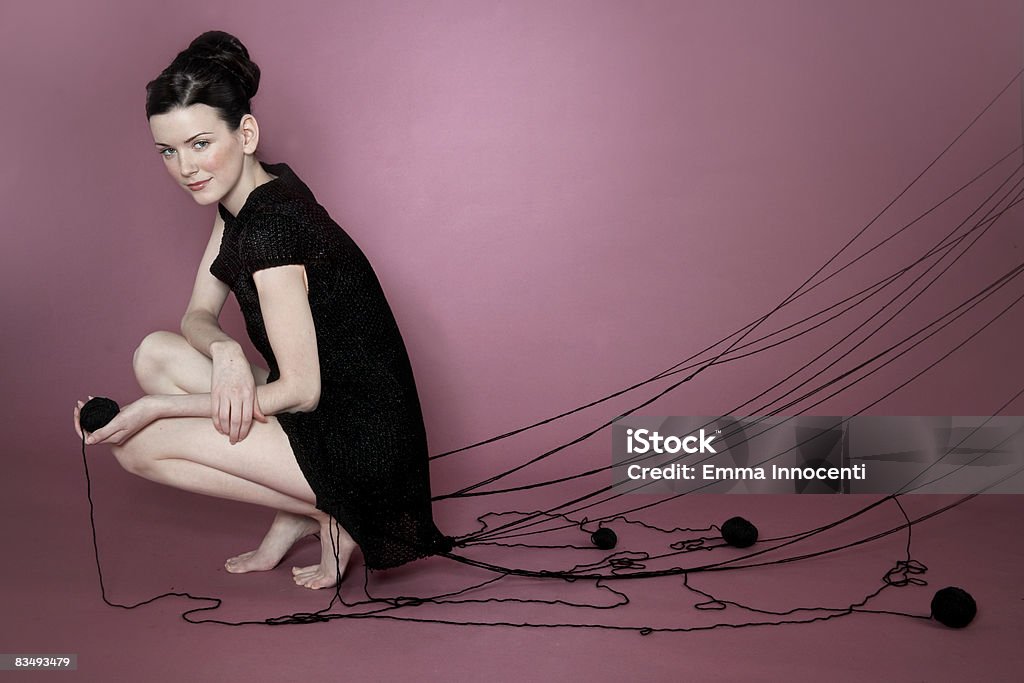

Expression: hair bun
xmin=185 ymin=30 xmax=261 ymax=100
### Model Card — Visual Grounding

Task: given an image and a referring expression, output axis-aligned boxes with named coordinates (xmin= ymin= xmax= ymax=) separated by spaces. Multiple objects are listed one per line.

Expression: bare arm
xmin=178 ymin=211 xmax=271 ymax=441
xmin=145 ymin=380 xmax=310 ymax=421
xmin=80 ymin=226 xmax=321 ymax=445
xmin=180 ymin=211 xmax=241 ymax=357
xmin=252 ymin=262 xmax=320 ymax=411
xmin=79 ymin=263 xmax=311 ymax=444
xmin=84 ymin=379 xmax=310 ymax=446
xmin=149 ymin=263 xmax=319 ymax=421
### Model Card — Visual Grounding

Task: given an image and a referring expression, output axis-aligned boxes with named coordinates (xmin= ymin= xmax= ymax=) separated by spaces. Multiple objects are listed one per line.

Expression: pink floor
xmin=4 ymin=443 xmax=1022 ymax=682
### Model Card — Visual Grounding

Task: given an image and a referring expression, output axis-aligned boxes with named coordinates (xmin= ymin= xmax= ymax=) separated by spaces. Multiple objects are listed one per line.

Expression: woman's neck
xmin=220 ymin=158 xmax=276 ymax=217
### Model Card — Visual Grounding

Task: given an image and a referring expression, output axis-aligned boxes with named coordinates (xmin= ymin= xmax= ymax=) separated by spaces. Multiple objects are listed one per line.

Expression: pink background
xmin=2 ymin=1 xmax=1023 ymax=680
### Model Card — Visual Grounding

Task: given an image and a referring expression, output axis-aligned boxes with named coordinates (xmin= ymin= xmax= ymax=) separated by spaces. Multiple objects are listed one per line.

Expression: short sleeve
xmin=239 ymin=209 xmax=328 ymax=275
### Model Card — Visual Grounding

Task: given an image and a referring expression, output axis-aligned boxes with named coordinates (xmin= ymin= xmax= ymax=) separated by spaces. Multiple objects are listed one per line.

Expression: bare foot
xmin=225 ymin=510 xmax=320 ymax=573
xmin=291 ymin=514 xmax=357 ymax=590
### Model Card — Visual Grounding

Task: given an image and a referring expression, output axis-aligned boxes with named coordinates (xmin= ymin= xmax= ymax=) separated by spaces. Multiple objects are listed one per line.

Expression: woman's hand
xmin=210 ymin=342 xmax=267 ymax=444
xmin=73 ymin=395 xmax=160 ymax=446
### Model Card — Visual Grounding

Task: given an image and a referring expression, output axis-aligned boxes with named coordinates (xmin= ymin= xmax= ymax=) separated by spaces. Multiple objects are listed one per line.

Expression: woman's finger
xmin=211 ymin=392 xmax=220 ymax=433
xmin=228 ymin=398 xmax=241 ymax=444
xmin=213 ymin=394 xmax=225 ymax=434
xmin=239 ymin=397 xmax=253 ymax=441
xmin=87 ymin=423 xmax=107 ymax=443
xmin=73 ymin=403 xmax=84 ymax=439
xmin=219 ymin=398 xmax=231 ymax=438
xmin=99 ymin=428 xmax=120 ymax=446
xmin=227 ymin=395 xmax=242 ymax=444
xmin=87 ymin=426 xmax=106 ymax=444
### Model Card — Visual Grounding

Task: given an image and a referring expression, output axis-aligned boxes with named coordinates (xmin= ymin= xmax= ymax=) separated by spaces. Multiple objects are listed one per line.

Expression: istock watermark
xmin=610 ymin=415 xmax=1024 ymax=495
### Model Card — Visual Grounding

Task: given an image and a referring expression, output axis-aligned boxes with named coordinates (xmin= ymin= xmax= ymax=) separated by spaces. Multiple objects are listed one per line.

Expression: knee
xmin=110 ymin=442 xmax=151 ymax=476
xmin=133 ymin=330 xmax=185 ymax=382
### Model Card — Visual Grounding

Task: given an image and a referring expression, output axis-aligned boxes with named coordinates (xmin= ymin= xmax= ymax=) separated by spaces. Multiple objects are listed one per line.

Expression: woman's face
xmin=149 ymin=103 xmax=245 ymax=206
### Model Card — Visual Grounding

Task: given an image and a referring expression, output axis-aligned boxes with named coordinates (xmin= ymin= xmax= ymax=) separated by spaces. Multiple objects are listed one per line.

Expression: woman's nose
xmin=178 ymin=153 xmax=199 ymax=177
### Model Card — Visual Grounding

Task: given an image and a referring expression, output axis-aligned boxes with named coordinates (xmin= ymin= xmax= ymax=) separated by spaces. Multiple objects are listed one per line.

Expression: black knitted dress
xmin=210 ymin=160 xmax=453 ymax=570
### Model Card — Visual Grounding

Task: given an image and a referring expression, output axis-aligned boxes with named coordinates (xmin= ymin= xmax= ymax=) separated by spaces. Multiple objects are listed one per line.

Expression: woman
xmin=72 ymin=30 xmax=452 ymax=590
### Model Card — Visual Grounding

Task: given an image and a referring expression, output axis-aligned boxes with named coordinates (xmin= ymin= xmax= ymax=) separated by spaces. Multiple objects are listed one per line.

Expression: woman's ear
xmin=239 ymin=114 xmax=260 ymax=154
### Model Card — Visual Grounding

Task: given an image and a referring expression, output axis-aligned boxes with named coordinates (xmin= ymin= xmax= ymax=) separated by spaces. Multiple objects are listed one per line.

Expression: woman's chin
xmin=187 ymin=193 xmax=219 ymax=206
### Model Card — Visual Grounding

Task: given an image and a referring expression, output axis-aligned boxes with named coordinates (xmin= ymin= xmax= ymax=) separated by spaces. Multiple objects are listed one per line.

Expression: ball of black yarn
xmin=721 ymin=516 xmax=758 ymax=548
xmin=80 ymin=397 xmax=120 ymax=433
xmin=591 ymin=527 xmax=617 ymax=550
xmin=931 ymin=586 xmax=977 ymax=628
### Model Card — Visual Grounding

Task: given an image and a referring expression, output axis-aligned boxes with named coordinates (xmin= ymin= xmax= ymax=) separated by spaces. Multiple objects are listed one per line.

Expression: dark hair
xmin=145 ymin=30 xmax=261 ymax=130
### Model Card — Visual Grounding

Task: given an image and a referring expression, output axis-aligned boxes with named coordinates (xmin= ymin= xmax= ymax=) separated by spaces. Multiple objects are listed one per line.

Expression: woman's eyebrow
xmin=154 ymin=131 xmax=214 ymax=147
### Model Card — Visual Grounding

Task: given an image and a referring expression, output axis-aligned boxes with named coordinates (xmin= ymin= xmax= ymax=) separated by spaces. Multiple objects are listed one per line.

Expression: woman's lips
xmin=187 ymin=179 xmax=211 ymax=191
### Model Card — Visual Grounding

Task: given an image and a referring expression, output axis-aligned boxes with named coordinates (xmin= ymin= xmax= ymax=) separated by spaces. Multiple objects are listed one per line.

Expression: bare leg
xmin=124 ymin=330 xmax=357 ymax=587
xmin=134 ymin=331 xmax=321 ymax=573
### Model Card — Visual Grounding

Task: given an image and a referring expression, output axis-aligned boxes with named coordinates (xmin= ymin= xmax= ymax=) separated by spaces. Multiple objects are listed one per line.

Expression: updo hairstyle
xmin=145 ymin=30 xmax=261 ymax=130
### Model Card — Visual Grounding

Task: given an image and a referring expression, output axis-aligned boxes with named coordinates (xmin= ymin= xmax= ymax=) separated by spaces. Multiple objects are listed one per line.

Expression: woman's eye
xmin=159 ymin=148 xmax=175 ymax=158
xmin=194 ymin=140 xmax=209 ymax=150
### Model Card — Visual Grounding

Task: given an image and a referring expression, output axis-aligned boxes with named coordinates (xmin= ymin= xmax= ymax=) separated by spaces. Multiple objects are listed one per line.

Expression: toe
xmin=225 ymin=551 xmax=253 ymax=566
xmin=300 ymin=574 xmax=327 ymax=590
